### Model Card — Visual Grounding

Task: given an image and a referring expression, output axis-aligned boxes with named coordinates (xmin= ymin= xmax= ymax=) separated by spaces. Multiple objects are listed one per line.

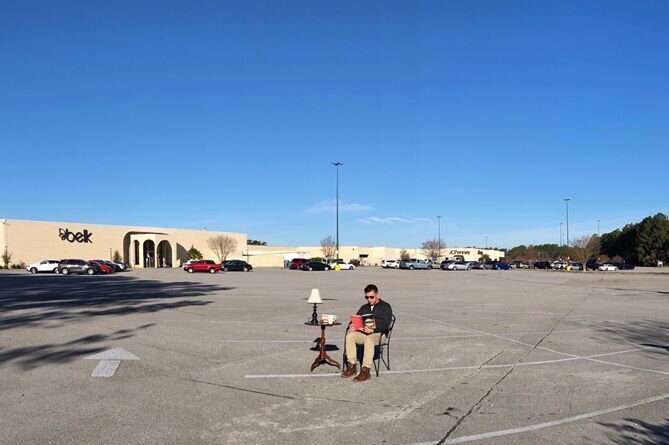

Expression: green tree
xmin=1 ymin=248 xmax=11 ymax=269
xmin=635 ymin=213 xmax=669 ymax=266
xmin=187 ymin=245 xmax=203 ymax=260
xmin=113 ymin=250 xmax=123 ymax=262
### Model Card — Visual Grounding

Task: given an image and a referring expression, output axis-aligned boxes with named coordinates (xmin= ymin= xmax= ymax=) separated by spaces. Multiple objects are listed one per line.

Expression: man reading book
xmin=341 ymin=284 xmax=393 ymax=382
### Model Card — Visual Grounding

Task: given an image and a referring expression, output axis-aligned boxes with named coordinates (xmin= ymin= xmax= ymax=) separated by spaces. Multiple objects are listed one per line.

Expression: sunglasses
xmin=364 ymin=294 xmax=376 ymax=300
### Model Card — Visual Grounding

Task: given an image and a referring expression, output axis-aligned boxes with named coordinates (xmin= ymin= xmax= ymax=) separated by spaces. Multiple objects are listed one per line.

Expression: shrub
xmin=11 ymin=261 xmax=26 ymax=269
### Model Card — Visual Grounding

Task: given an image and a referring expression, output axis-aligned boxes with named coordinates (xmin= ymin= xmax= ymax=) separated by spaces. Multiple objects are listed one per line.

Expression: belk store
xmin=0 ymin=219 xmax=246 ymax=269
xmin=1 ymin=219 xmax=505 ymax=268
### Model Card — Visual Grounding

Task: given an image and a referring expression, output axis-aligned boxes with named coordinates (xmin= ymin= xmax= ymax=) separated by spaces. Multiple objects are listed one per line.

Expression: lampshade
xmin=307 ymin=288 xmax=323 ymax=304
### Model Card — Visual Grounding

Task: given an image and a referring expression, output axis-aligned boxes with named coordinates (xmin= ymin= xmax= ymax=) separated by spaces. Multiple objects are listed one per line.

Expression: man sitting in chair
xmin=341 ymin=284 xmax=393 ymax=382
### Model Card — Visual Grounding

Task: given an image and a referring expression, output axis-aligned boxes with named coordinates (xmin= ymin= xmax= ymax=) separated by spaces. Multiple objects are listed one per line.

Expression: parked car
xmin=184 ymin=260 xmax=221 ymax=273
xmin=586 ymin=259 xmax=602 ymax=271
xmin=470 ymin=261 xmax=485 ymax=270
xmin=381 ymin=259 xmax=399 ymax=269
xmin=222 ymin=260 xmax=253 ymax=272
xmin=112 ymin=261 xmax=129 ymax=271
xmin=598 ymin=263 xmax=619 ymax=271
xmin=183 ymin=259 xmax=199 ymax=270
xmin=613 ymin=262 xmax=635 ymax=270
xmin=26 ymin=259 xmax=61 ymax=274
xmin=91 ymin=260 xmax=120 ymax=273
xmin=492 ymin=262 xmax=511 ymax=270
xmin=289 ymin=258 xmax=308 ymax=270
xmin=511 ymin=261 xmax=529 ymax=269
xmin=567 ymin=262 xmax=583 ymax=271
xmin=440 ymin=260 xmax=455 ymax=270
xmin=552 ymin=261 xmax=568 ymax=270
xmin=328 ymin=260 xmax=355 ymax=270
xmin=58 ymin=259 xmax=97 ymax=275
xmin=532 ymin=261 xmax=552 ymax=270
xmin=300 ymin=261 xmax=331 ymax=271
xmin=447 ymin=261 xmax=472 ymax=271
xmin=89 ymin=260 xmax=113 ymax=274
xmin=400 ymin=259 xmax=432 ymax=270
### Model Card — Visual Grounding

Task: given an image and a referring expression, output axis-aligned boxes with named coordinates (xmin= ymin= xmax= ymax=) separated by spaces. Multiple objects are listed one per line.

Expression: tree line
xmin=506 ymin=213 xmax=668 ymax=266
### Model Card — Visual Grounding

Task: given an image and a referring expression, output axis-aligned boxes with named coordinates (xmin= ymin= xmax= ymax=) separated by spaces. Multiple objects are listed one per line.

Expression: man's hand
xmin=361 ymin=326 xmax=374 ymax=334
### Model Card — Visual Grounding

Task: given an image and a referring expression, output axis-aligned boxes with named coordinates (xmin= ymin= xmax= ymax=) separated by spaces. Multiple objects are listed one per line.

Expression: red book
xmin=350 ymin=314 xmax=375 ymax=331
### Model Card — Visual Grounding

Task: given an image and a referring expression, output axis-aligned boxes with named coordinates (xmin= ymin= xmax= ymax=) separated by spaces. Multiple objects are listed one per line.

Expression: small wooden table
xmin=306 ymin=322 xmax=341 ymax=371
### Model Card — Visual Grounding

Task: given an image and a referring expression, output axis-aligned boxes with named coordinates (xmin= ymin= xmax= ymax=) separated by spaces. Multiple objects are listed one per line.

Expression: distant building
xmin=1 ymin=218 xmax=505 ymax=268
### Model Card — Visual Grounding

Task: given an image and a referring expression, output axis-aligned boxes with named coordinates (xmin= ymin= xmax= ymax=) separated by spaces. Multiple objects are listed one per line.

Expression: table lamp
xmin=307 ymin=288 xmax=323 ymax=325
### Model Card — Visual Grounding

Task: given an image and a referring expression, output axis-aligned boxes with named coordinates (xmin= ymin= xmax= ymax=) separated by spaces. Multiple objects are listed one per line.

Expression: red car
xmin=184 ymin=260 xmax=221 ymax=274
xmin=289 ymin=258 xmax=308 ymax=270
xmin=89 ymin=260 xmax=113 ymax=274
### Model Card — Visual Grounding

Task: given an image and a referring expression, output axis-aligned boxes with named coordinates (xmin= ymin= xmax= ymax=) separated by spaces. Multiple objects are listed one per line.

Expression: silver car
xmin=448 ymin=261 xmax=472 ymax=271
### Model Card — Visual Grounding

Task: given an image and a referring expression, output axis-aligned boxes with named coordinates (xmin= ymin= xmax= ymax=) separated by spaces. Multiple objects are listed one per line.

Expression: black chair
xmin=342 ymin=314 xmax=396 ymax=377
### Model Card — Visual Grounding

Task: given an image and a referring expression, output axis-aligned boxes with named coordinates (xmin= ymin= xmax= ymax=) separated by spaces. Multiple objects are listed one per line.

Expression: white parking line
xmin=244 ymin=346 xmax=649 ymax=379
xmin=221 ymin=329 xmax=593 ymax=344
xmin=404 ymin=392 xmax=669 ymax=444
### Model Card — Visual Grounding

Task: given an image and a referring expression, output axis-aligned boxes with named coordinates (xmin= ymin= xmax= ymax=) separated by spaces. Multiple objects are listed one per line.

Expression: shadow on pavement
xmin=0 ymin=325 xmax=154 ymax=369
xmin=598 ymin=418 xmax=669 ymax=445
xmin=591 ymin=320 xmax=669 ymax=356
xmin=0 ymin=274 xmax=233 ymax=331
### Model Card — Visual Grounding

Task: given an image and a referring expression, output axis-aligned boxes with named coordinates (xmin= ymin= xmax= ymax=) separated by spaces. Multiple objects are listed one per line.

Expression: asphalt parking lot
xmin=1 ymin=267 xmax=668 ymax=445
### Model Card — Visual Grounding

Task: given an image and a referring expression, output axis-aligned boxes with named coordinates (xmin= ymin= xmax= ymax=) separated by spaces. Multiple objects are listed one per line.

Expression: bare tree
xmin=207 ymin=235 xmax=238 ymax=262
xmin=570 ymin=235 xmax=600 ymax=271
xmin=399 ymin=249 xmax=410 ymax=261
xmin=421 ymin=239 xmax=445 ymax=261
xmin=320 ymin=235 xmax=336 ymax=260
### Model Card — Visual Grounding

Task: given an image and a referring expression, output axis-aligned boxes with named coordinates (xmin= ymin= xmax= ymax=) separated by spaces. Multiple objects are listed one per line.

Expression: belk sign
xmin=59 ymin=228 xmax=93 ymax=243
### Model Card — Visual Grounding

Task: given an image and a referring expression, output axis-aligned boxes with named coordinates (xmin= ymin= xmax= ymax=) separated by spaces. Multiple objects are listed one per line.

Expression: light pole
xmin=485 ymin=236 xmax=488 ymax=249
xmin=332 ymin=162 xmax=343 ymax=259
xmin=597 ymin=219 xmax=600 ymax=237
xmin=560 ymin=222 xmax=563 ymax=246
xmin=436 ymin=216 xmax=442 ymax=260
xmin=564 ymin=198 xmax=571 ymax=246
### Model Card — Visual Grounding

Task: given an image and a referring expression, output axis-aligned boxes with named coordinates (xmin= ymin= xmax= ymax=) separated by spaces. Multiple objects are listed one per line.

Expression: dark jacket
xmin=356 ymin=299 xmax=393 ymax=334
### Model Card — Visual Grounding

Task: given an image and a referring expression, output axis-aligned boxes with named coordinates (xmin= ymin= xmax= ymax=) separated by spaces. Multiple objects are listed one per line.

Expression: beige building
xmin=243 ymin=245 xmax=505 ymax=267
xmin=0 ymin=219 xmax=246 ymax=268
xmin=1 ymin=218 xmax=505 ymax=269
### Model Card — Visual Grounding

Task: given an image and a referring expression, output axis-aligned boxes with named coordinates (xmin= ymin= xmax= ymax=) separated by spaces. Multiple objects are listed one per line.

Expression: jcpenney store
xmin=0 ymin=219 xmax=246 ymax=269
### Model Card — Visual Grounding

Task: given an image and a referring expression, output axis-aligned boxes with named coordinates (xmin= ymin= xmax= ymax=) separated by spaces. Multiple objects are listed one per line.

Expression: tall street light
xmin=332 ymin=162 xmax=343 ymax=259
xmin=560 ymin=222 xmax=563 ymax=246
xmin=597 ymin=219 xmax=600 ymax=237
xmin=564 ymin=198 xmax=571 ymax=246
xmin=436 ymin=216 xmax=442 ymax=259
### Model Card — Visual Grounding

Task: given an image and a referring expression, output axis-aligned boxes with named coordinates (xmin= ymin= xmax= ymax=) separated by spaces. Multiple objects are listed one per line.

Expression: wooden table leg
xmin=310 ymin=325 xmax=341 ymax=371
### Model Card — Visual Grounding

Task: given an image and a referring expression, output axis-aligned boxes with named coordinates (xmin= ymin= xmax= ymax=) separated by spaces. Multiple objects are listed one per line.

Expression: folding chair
xmin=342 ymin=315 xmax=396 ymax=377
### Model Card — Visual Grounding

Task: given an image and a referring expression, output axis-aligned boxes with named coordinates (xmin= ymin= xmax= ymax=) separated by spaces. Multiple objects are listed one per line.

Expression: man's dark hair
xmin=364 ymin=284 xmax=378 ymax=294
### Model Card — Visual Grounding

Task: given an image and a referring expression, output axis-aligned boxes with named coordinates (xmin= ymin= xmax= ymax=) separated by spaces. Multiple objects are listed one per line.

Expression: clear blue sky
xmin=1 ymin=1 xmax=667 ymax=248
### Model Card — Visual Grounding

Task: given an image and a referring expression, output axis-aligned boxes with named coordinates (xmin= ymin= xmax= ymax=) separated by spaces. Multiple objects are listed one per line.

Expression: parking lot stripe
xmin=412 ymin=392 xmax=669 ymax=444
xmin=244 ymin=346 xmax=649 ymax=379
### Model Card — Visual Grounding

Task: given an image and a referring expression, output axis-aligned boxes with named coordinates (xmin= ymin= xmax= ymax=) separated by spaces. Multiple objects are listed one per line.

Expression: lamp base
xmin=309 ymin=304 xmax=319 ymax=325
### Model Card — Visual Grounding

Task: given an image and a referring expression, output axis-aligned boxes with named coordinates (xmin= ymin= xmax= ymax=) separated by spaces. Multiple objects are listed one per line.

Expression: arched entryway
xmin=157 ymin=240 xmax=172 ymax=268
xmin=134 ymin=240 xmax=140 ymax=266
xmin=143 ymin=240 xmax=156 ymax=268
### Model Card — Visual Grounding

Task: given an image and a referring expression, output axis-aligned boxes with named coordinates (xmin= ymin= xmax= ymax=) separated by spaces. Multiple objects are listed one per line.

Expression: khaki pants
xmin=345 ymin=331 xmax=381 ymax=369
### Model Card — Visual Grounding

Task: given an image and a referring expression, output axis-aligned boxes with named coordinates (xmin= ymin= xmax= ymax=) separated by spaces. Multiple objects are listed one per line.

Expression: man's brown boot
xmin=341 ymin=363 xmax=357 ymax=378
xmin=353 ymin=366 xmax=371 ymax=382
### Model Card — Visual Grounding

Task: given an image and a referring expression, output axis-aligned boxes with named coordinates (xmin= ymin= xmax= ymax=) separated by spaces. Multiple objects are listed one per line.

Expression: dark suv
xmin=58 ymin=259 xmax=97 ymax=275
